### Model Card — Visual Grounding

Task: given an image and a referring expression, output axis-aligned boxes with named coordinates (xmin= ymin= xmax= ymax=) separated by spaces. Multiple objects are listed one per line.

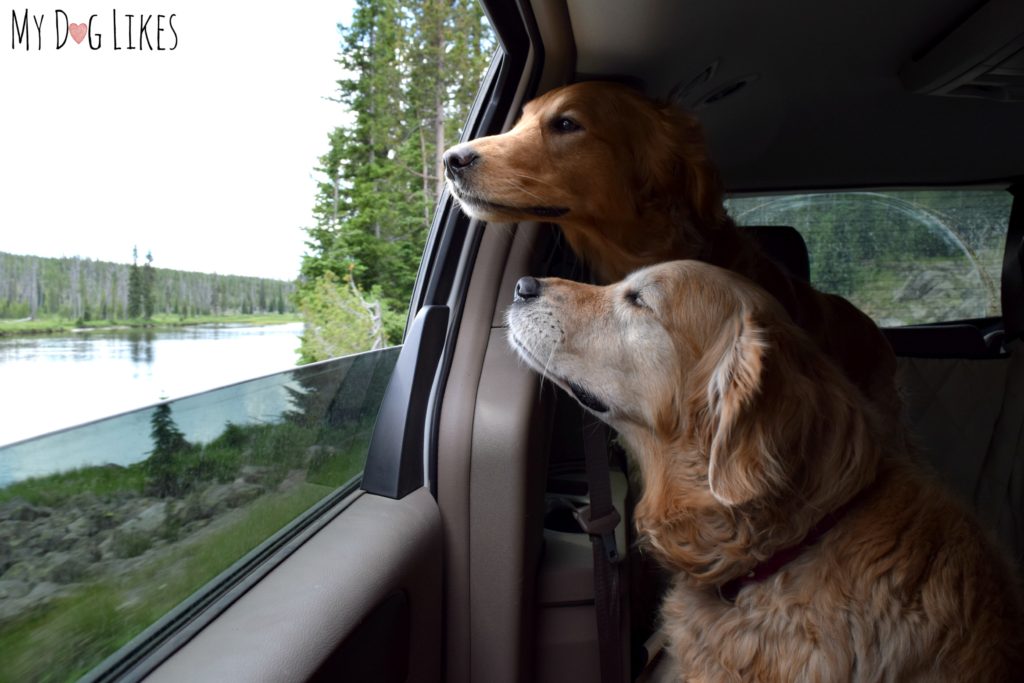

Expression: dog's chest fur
xmin=652 ymin=463 xmax=1024 ymax=682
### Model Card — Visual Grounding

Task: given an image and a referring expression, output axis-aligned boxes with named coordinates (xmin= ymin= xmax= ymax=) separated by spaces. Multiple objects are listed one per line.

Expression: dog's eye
xmin=625 ymin=290 xmax=646 ymax=308
xmin=552 ymin=116 xmax=582 ymax=133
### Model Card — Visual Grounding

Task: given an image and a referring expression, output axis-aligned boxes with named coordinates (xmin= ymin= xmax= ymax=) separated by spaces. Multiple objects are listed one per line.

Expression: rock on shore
xmin=0 ymin=465 xmax=301 ymax=623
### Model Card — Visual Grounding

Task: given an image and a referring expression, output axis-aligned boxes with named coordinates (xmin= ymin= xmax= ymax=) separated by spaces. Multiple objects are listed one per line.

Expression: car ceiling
xmin=561 ymin=0 xmax=1024 ymax=191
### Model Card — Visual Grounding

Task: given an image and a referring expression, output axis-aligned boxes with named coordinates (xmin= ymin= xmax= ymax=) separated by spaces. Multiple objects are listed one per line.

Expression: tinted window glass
xmin=0 ymin=348 xmax=398 ymax=680
xmin=727 ymin=190 xmax=1011 ymax=326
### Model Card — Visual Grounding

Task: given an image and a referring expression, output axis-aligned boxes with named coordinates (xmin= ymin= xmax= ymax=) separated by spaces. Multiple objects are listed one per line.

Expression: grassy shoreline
xmin=0 ymin=313 xmax=302 ymax=339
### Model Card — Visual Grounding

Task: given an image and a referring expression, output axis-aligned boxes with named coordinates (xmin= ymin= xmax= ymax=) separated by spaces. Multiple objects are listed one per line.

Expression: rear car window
xmin=726 ymin=190 xmax=1011 ymax=326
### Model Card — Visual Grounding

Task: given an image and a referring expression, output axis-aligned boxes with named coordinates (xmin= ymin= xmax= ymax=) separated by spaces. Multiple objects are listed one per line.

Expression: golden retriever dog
xmin=505 ymin=261 xmax=1023 ymax=682
xmin=444 ymin=81 xmax=900 ymax=425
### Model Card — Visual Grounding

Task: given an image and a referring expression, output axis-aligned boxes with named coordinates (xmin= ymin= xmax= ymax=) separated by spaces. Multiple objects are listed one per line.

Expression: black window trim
xmin=405 ymin=0 xmax=544 ymax=499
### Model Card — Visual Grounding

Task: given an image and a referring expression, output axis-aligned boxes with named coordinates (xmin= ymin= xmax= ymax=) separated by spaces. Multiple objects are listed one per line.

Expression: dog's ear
xmin=635 ymin=105 xmax=725 ymax=230
xmin=705 ymin=310 xmax=782 ymax=506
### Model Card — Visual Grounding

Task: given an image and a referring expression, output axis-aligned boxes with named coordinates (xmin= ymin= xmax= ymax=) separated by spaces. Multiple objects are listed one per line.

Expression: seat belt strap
xmin=575 ymin=417 xmax=624 ymax=683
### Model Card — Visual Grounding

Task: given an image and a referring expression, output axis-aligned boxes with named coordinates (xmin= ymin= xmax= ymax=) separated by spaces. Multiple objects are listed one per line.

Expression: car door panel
xmin=144 ymin=488 xmax=441 ymax=683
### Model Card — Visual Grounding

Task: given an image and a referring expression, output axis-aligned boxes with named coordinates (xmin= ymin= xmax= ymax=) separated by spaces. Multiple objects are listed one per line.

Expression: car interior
xmin=125 ymin=0 xmax=1024 ymax=681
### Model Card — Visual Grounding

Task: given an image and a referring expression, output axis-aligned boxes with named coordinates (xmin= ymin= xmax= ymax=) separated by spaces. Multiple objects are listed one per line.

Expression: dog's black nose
xmin=443 ymin=146 xmax=479 ymax=176
xmin=514 ymin=276 xmax=542 ymax=302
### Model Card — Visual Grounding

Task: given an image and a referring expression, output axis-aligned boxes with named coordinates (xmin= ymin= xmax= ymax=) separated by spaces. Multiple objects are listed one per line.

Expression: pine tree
xmin=127 ymin=246 xmax=142 ymax=319
xmin=146 ymin=402 xmax=190 ymax=497
xmin=142 ymin=250 xmax=155 ymax=320
xmin=298 ymin=0 xmax=494 ymax=358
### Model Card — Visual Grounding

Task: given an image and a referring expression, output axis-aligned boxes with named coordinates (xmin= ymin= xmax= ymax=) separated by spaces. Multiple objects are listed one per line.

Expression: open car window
xmin=1 ymin=2 xmax=496 ymax=679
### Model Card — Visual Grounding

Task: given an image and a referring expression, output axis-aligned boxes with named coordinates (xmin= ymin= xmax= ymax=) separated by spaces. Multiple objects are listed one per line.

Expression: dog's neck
xmin=699 ymin=223 xmax=804 ymax=323
xmin=623 ymin=338 xmax=884 ymax=590
xmin=557 ymin=206 xmax=732 ymax=284
xmin=555 ymin=202 xmax=776 ymax=290
xmin=716 ymin=486 xmax=871 ymax=602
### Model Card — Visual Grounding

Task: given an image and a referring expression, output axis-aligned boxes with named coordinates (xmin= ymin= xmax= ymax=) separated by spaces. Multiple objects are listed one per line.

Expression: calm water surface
xmin=0 ymin=323 xmax=303 ymax=448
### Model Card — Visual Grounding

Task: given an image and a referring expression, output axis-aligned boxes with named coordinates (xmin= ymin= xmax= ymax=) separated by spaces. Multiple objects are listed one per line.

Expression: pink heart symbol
xmin=69 ymin=23 xmax=87 ymax=44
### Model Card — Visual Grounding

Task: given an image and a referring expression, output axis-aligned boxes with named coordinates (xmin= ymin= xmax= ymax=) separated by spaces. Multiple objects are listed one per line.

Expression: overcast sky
xmin=0 ymin=1 xmax=356 ymax=281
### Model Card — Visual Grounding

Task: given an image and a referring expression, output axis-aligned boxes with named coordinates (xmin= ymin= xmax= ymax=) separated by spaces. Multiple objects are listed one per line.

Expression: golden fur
xmin=505 ymin=261 xmax=1024 ymax=681
xmin=445 ymin=81 xmax=900 ymax=423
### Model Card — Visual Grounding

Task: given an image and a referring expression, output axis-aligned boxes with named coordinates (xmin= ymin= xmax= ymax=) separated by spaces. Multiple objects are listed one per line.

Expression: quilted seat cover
xmin=897 ymin=340 xmax=1024 ymax=569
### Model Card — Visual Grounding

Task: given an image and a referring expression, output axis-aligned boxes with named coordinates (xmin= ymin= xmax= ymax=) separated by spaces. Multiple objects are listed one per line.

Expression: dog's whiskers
xmin=540 ymin=340 xmax=560 ymax=385
xmin=498 ymin=178 xmax=546 ymax=204
xmin=504 ymin=170 xmax=548 ymax=184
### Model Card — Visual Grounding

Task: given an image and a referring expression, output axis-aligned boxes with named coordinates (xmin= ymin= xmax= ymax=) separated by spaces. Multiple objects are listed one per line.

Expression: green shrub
xmin=110 ymin=530 xmax=153 ymax=559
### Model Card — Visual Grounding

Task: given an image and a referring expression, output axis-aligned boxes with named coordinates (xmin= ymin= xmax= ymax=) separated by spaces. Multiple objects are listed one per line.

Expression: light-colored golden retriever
xmin=505 ymin=261 xmax=1023 ymax=681
xmin=444 ymin=81 xmax=900 ymax=424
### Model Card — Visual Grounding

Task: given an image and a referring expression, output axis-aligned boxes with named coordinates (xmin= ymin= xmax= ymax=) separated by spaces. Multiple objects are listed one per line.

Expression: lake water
xmin=0 ymin=323 xmax=304 ymax=448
